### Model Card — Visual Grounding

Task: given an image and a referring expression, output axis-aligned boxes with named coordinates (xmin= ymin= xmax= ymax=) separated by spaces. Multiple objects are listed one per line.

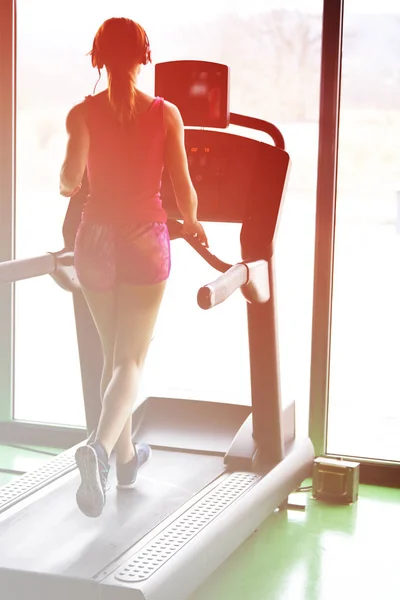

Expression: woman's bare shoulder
xmin=65 ymin=99 xmax=88 ymax=126
xmin=163 ymin=100 xmax=183 ymax=128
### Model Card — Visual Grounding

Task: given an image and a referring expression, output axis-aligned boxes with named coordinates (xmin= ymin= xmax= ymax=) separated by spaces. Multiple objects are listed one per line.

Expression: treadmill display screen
xmin=155 ymin=60 xmax=230 ymax=129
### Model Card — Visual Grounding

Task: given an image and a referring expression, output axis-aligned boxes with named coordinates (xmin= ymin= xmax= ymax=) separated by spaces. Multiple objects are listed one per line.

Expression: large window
xmin=14 ymin=278 xmax=85 ymax=425
xmin=15 ymin=1 xmax=322 ymax=433
xmin=328 ymin=2 xmax=400 ymax=461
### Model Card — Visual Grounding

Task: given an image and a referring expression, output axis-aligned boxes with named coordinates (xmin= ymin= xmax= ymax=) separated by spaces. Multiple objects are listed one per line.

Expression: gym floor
xmin=1 ymin=443 xmax=399 ymax=600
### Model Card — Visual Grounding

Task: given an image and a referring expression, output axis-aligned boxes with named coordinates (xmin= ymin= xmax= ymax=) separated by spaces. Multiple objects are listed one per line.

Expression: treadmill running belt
xmin=0 ymin=449 xmax=225 ymax=579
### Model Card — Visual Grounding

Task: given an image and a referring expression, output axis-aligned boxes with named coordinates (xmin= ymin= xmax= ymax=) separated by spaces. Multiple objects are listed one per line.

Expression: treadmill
xmin=0 ymin=61 xmax=314 ymax=600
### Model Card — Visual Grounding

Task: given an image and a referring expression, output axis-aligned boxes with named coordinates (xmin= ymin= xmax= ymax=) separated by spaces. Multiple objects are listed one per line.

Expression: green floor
xmin=1 ymin=444 xmax=399 ymax=600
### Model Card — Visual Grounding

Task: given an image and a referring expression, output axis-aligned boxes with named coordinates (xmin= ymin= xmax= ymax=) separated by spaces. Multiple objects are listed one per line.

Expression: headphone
xmin=90 ymin=27 xmax=151 ymax=71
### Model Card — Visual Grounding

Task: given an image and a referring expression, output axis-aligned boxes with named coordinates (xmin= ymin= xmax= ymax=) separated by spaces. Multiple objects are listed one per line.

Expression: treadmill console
xmin=161 ymin=127 xmax=290 ymax=236
xmin=187 ymin=144 xmax=227 ymax=185
xmin=155 ymin=60 xmax=230 ymax=129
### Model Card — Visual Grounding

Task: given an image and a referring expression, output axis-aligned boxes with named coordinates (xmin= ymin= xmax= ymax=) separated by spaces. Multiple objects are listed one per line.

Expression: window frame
xmin=0 ymin=0 xmax=15 ymax=423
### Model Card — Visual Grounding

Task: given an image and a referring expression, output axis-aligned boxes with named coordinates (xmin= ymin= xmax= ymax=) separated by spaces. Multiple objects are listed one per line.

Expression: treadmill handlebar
xmin=0 ymin=253 xmax=57 ymax=284
xmin=197 ymin=263 xmax=248 ymax=310
xmin=0 ymin=249 xmax=77 ymax=290
xmin=240 ymin=259 xmax=270 ymax=304
xmin=48 ymin=249 xmax=80 ymax=292
xmin=229 ymin=113 xmax=285 ymax=150
xmin=197 ymin=259 xmax=269 ymax=310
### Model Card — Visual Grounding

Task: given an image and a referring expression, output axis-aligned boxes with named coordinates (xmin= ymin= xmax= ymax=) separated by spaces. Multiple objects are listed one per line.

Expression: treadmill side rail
xmin=99 ymin=436 xmax=314 ymax=600
xmin=0 ymin=446 xmax=78 ymax=517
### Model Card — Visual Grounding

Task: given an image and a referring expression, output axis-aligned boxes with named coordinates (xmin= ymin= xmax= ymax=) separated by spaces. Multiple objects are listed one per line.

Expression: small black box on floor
xmin=312 ymin=457 xmax=360 ymax=504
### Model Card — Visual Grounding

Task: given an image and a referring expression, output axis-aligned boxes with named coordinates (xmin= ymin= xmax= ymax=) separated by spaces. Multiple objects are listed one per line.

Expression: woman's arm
xmin=59 ymin=103 xmax=89 ymax=197
xmin=164 ymin=101 xmax=208 ymax=246
xmin=164 ymin=101 xmax=198 ymax=223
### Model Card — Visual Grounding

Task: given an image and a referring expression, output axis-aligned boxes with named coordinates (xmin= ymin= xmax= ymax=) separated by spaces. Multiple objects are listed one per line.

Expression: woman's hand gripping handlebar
xmin=167 ymin=219 xmax=231 ymax=272
xmin=182 ymin=220 xmax=209 ymax=247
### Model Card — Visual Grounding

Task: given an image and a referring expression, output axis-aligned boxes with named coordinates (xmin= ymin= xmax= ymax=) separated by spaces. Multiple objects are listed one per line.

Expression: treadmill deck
xmin=0 ymin=448 xmax=225 ymax=579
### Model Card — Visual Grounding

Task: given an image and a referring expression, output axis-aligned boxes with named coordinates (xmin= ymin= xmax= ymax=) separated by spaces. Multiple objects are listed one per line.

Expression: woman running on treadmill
xmin=59 ymin=17 xmax=208 ymax=518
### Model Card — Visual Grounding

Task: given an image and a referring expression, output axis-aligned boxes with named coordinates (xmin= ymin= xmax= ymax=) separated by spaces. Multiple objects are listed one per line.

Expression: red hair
xmin=89 ymin=18 xmax=151 ymax=124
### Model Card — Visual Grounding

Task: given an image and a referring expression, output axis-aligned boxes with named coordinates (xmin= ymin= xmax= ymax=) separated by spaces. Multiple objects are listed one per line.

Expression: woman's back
xmin=83 ymin=90 xmax=167 ymax=224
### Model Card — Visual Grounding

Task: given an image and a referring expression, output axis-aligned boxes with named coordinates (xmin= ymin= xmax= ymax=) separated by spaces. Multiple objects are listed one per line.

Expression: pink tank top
xmin=82 ymin=94 xmax=168 ymax=224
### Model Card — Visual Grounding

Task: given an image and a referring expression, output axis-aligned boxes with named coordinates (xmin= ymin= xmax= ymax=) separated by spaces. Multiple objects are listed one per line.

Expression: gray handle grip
xmin=197 ymin=263 xmax=249 ymax=310
xmin=0 ymin=253 xmax=56 ymax=284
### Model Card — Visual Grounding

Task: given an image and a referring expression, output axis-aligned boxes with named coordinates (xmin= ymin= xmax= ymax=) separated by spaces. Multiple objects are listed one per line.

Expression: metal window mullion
xmin=0 ymin=0 xmax=16 ymax=422
xmin=308 ymin=0 xmax=344 ymax=455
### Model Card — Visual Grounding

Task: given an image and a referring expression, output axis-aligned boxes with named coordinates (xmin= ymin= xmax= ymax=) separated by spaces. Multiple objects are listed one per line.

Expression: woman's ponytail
xmin=107 ymin=66 xmax=137 ymax=124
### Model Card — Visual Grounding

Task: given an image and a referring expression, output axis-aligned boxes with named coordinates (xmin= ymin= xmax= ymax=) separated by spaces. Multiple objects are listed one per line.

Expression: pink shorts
xmin=74 ymin=221 xmax=171 ymax=291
